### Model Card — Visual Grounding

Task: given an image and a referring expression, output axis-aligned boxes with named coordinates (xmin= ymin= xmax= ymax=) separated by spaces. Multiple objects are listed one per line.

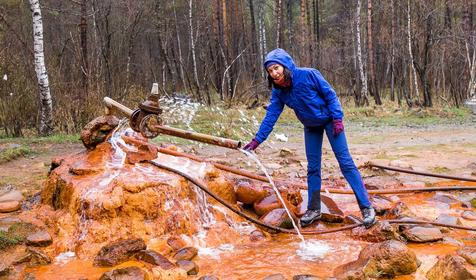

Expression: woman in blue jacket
xmin=244 ymin=48 xmax=376 ymax=228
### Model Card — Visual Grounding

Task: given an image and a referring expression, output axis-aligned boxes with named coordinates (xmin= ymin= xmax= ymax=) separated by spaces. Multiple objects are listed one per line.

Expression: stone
xmin=176 ymin=259 xmax=198 ymax=275
xmin=334 ymin=240 xmax=419 ymax=279
xmin=458 ymin=246 xmax=476 ymax=265
xmin=173 ymin=247 xmax=198 ymax=261
xmin=14 ymin=247 xmax=52 ymax=266
xmin=402 ymin=226 xmax=444 ymax=243
xmin=26 ymin=230 xmax=52 ymax=247
xmin=206 ymin=171 xmax=237 ymax=204
xmin=430 ymin=193 xmax=459 ymax=204
xmin=263 ymin=274 xmax=287 ymax=280
xmin=234 ymin=179 xmax=267 ymax=205
xmin=135 ymin=250 xmax=175 ymax=269
xmin=69 ymin=162 xmax=105 ymax=175
xmin=320 ymin=195 xmax=344 ymax=223
xmin=389 ymin=160 xmax=413 ymax=169
xmin=462 ymin=210 xmax=476 ymax=220
xmin=0 ymin=200 xmax=21 ymax=213
xmin=344 ymin=215 xmax=361 ymax=225
xmin=279 ymin=148 xmax=294 ymax=157
xmin=260 ymin=208 xmax=295 ymax=229
xmin=370 ymin=195 xmax=394 ymax=215
xmin=152 ymin=266 xmax=187 ymax=280
xmin=292 ymin=275 xmax=322 ymax=280
xmin=351 ymin=221 xmax=402 ymax=243
xmin=250 ymin=230 xmax=266 ymax=242
xmin=80 ymin=115 xmax=120 ymax=150
xmin=435 ymin=214 xmax=461 ymax=226
xmin=94 ymin=238 xmax=147 ymax=267
xmin=254 ymin=194 xmax=282 ymax=217
xmin=0 ymin=262 xmax=10 ymax=276
xmin=198 ymin=276 xmax=219 ymax=280
xmin=120 ymin=136 xmax=159 ymax=164
xmin=426 ymin=255 xmax=476 ymax=280
xmin=442 ymin=237 xmax=464 ymax=247
xmin=0 ymin=217 xmax=22 ymax=232
xmin=99 ymin=266 xmax=147 ymax=280
xmin=166 ymin=236 xmax=186 ymax=251
xmin=0 ymin=190 xmax=23 ymax=203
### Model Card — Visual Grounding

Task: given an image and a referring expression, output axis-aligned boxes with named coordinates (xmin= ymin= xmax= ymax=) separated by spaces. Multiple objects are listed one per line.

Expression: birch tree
xmin=407 ymin=0 xmax=420 ymax=105
xmin=189 ymin=0 xmax=200 ymax=94
xmin=367 ymin=0 xmax=381 ymax=105
xmin=29 ymin=0 xmax=53 ymax=136
xmin=355 ymin=0 xmax=369 ymax=106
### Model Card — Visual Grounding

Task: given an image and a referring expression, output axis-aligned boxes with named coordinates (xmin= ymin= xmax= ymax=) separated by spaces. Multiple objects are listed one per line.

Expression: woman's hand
xmin=332 ymin=119 xmax=344 ymax=136
xmin=243 ymin=139 xmax=260 ymax=151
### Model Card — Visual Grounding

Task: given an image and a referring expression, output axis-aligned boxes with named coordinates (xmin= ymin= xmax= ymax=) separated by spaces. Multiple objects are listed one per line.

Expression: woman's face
xmin=267 ymin=64 xmax=285 ymax=85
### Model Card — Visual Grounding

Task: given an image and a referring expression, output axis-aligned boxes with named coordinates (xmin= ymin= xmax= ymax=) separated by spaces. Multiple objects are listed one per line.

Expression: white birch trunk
xmin=173 ymin=0 xmax=186 ymax=91
xmin=466 ymin=40 xmax=476 ymax=98
xmin=407 ymin=0 xmax=420 ymax=101
xmin=29 ymin=0 xmax=53 ymax=136
xmin=258 ymin=3 xmax=266 ymax=78
xmin=355 ymin=0 xmax=369 ymax=104
xmin=189 ymin=0 xmax=200 ymax=90
xmin=276 ymin=0 xmax=281 ymax=48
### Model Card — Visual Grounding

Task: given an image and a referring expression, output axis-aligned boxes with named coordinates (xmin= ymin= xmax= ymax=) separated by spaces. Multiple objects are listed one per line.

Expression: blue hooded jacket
xmin=255 ymin=48 xmax=344 ymax=143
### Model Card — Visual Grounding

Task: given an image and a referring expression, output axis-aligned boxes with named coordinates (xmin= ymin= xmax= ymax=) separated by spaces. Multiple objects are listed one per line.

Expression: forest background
xmin=0 ymin=0 xmax=475 ymax=138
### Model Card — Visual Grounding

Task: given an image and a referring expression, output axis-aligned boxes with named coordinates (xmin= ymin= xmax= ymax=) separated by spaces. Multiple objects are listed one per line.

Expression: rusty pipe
xmin=157 ymin=147 xmax=476 ymax=194
xmin=367 ymin=161 xmax=476 ymax=183
xmin=152 ymin=125 xmax=241 ymax=149
xmin=103 ymin=97 xmax=241 ymax=149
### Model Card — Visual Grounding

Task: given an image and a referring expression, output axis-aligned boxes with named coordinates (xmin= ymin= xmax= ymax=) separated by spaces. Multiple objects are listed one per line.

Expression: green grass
xmin=431 ymin=166 xmax=451 ymax=173
xmin=0 ymin=134 xmax=80 ymax=144
xmin=0 ymin=222 xmax=36 ymax=250
xmin=0 ymin=145 xmax=34 ymax=163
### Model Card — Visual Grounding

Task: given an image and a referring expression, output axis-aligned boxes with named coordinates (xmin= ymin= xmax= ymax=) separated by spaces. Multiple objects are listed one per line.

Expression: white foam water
xmin=296 ymin=239 xmax=331 ymax=261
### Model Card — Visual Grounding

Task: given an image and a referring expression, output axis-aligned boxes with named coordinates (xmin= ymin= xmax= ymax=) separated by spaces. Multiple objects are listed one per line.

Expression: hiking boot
xmin=300 ymin=209 xmax=322 ymax=227
xmin=361 ymin=207 xmax=376 ymax=228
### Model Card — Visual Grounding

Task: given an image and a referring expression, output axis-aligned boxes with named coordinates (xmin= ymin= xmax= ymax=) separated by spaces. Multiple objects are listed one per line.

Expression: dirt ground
xmin=1 ymin=121 xmax=476 ymax=198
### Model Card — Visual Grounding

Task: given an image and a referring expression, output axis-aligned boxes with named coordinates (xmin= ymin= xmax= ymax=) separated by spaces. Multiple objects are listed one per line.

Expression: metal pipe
xmin=103 ymin=97 xmax=241 ymax=149
xmin=152 ymin=125 xmax=241 ymax=149
xmin=367 ymin=161 xmax=476 ymax=183
xmin=104 ymin=97 xmax=133 ymax=116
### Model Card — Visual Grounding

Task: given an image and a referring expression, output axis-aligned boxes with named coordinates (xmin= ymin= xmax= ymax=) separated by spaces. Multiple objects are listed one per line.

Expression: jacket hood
xmin=263 ymin=48 xmax=296 ymax=72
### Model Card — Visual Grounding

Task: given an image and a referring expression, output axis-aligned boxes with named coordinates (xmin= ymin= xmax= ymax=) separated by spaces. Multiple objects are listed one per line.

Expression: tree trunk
xmin=355 ymin=0 xmax=369 ymax=106
xmin=257 ymin=1 xmax=267 ymax=78
xmin=79 ymin=0 xmax=88 ymax=95
xmin=172 ymin=0 xmax=187 ymax=93
xmin=286 ymin=0 xmax=294 ymax=53
xmin=248 ymin=0 xmax=258 ymax=77
xmin=407 ymin=0 xmax=419 ymax=106
xmin=29 ymin=0 xmax=53 ymax=136
xmin=463 ymin=0 xmax=476 ymax=98
xmin=300 ymin=0 xmax=308 ymax=65
xmin=313 ymin=0 xmax=320 ymax=67
xmin=367 ymin=0 xmax=381 ymax=105
xmin=276 ymin=0 xmax=282 ymax=48
xmin=390 ymin=0 xmax=395 ymax=102
xmin=189 ymin=0 xmax=200 ymax=98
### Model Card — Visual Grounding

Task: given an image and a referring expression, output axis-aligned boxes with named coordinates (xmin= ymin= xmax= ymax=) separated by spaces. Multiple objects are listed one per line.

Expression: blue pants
xmin=304 ymin=122 xmax=371 ymax=210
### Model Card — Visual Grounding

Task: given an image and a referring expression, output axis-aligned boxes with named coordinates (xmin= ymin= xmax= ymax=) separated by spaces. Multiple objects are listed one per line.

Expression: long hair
xmin=267 ymin=67 xmax=292 ymax=89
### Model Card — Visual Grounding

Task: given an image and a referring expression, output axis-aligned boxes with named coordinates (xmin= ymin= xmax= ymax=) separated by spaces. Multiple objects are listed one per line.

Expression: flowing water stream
xmin=241 ymin=149 xmax=331 ymax=261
